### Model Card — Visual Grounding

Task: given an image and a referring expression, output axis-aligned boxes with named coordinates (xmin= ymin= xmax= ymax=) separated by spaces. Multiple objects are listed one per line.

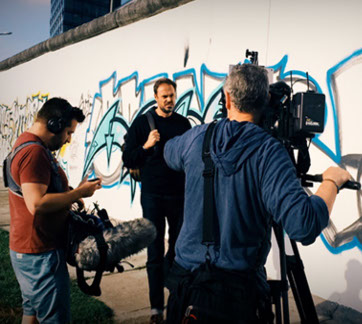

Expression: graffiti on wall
xmin=81 ymin=66 xmax=226 ymax=200
xmin=0 ymin=50 xmax=360 ymax=255
xmin=318 ymin=49 xmax=362 ymax=253
xmin=80 ymin=50 xmax=362 ymax=254
xmin=0 ymin=93 xmax=48 ymax=166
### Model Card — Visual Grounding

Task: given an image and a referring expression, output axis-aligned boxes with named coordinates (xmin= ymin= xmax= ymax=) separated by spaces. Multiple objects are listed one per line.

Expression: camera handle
xmin=246 ymin=49 xmax=259 ymax=65
xmin=303 ymin=174 xmax=361 ymax=191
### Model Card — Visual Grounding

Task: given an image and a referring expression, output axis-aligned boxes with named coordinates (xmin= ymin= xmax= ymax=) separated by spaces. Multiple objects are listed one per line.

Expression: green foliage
xmin=0 ymin=229 xmax=114 ymax=323
xmin=0 ymin=229 xmax=22 ymax=324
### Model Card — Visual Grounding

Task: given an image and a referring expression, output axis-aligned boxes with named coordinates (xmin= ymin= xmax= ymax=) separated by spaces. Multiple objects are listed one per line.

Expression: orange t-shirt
xmin=9 ymin=132 xmax=69 ymax=253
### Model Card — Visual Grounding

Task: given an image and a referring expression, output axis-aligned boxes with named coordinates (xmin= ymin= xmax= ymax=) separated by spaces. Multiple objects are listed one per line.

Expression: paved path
xmin=1 ymin=182 xmax=362 ymax=323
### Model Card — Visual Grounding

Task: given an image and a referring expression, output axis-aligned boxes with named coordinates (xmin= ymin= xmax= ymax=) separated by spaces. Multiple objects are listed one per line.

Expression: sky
xmin=0 ymin=0 xmax=50 ymax=62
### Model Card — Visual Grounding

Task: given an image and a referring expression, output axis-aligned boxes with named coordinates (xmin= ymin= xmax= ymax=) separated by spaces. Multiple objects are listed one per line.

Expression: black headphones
xmin=47 ymin=104 xmax=73 ymax=134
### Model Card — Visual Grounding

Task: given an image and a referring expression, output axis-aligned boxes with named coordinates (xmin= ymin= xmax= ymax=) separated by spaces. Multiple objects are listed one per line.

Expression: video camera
xmin=220 ymin=50 xmax=360 ymax=191
xmin=261 ymin=79 xmax=325 ymax=145
xmin=221 ymin=50 xmax=326 ymax=180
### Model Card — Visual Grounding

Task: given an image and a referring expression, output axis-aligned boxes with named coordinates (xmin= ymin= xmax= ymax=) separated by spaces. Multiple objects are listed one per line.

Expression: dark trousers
xmin=141 ymin=192 xmax=184 ymax=311
xmin=166 ymin=262 xmax=271 ymax=324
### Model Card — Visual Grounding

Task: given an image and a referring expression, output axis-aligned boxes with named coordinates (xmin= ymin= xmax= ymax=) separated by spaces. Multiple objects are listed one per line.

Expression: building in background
xmin=50 ymin=0 xmax=132 ymax=37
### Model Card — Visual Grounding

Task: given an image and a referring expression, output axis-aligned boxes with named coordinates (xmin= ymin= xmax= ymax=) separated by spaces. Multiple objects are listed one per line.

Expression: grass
xmin=0 ymin=229 xmax=115 ymax=323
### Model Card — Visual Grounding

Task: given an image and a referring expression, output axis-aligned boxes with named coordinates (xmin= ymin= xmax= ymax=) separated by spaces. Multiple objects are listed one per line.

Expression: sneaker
xmin=150 ymin=313 xmax=164 ymax=324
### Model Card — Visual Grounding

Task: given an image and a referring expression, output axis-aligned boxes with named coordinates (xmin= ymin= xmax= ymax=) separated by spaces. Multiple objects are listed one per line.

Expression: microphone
xmin=74 ymin=218 xmax=156 ymax=271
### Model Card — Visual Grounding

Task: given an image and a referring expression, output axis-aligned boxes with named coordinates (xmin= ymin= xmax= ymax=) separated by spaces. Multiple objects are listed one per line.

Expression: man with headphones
xmin=7 ymin=98 xmax=102 ymax=324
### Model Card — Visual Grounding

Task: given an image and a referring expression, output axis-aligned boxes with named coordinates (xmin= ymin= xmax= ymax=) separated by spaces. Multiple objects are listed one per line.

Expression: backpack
xmin=121 ymin=110 xmax=155 ymax=181
xmin=3 ymin=141 xmax=156 ymax=296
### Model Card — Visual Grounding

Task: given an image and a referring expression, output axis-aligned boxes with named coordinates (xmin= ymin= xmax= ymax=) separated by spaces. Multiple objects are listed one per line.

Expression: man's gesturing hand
xmin=143 ymin=129 xmax=160 ymax=150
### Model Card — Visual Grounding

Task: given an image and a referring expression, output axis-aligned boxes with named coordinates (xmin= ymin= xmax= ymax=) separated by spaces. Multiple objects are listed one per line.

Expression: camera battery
xmin=292 ymin=92 xmax=325 ymax=135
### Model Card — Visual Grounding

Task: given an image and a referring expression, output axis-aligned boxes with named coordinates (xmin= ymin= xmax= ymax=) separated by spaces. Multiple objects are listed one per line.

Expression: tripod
xmin=267 ymin=175 xmax=360 ymax=324
xmin=268 ymin=222 xmax=319 ymax=324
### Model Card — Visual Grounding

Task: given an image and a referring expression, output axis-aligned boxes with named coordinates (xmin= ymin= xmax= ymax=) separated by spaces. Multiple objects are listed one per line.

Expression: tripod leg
xmin=267 ymin=280 xmax=283 ymax=324
xmin=271 ymin=223 xmax=290 ymax=324
xmin=275 ymin=296 xmax=282 ymax=324
xmin=271 ymin=223 xmax=319 ymax=324
xmin=286 ymin=240 xmax=319 ymax=324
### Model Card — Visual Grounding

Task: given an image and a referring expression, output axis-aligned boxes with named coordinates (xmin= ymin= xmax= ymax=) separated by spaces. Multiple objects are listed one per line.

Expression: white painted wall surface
xmin=1 ymin=0 xmax=361 ymax=312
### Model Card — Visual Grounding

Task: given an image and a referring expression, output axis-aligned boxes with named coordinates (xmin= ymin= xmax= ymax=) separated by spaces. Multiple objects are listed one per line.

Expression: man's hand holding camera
xmin=316 ymin=166 xmax=352 ymax=214
xmin=323 ymin=167 xmax=351 ymax=190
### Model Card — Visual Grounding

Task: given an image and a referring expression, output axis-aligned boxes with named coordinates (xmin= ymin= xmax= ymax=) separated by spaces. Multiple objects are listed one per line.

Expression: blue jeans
xmin=10 ymin=249 xmax=70 ymax=323
xmin=141 ymin=192 xmax=184 ymax=311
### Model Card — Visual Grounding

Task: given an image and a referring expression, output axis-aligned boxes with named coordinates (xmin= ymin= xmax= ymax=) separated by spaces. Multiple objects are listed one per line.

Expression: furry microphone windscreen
xmin=75 ymin=218 xmax=156 ymax=270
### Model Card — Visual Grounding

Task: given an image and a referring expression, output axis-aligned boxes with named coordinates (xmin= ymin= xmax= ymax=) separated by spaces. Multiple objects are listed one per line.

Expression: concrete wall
xmin=1 ymin=0 xmax=361 ymax=312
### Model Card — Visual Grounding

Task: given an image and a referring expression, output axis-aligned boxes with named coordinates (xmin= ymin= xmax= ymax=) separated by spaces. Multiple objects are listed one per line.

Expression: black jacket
xmin=122 ymin=107 xmax=191 ymax=195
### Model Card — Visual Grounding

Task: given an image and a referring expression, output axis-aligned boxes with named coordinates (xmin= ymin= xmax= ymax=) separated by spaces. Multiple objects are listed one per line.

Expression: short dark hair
xmin=153 ymin=78 xmax=177 ymax=95
xmin=36 ymin=97 xmax=85 ymax=126
xmin=224 ymin=64 xmax=269 ymax=118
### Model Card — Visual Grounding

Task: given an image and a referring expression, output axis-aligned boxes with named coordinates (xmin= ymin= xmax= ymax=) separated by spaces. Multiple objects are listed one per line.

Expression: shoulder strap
xmin=4 ymin=141 xmax=43 ymax=197
xmin=201 ymin=121 xmax=271 ymax=271
xmin=202 ymin=120 xmax=218 ymax=247
xmin=146 ymin=111 xmax=156 ymax=131
xmin=4 ymin=141 xmax=61 ymax=197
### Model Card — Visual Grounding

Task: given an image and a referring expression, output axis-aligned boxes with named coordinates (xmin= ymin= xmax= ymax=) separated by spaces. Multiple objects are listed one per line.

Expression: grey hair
xmin=224 ymin=64 xmax=269 ymax=118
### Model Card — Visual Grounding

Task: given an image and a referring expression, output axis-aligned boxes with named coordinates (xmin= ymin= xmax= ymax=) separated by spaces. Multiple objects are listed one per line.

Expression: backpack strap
xmin=201 ymin=121 xmax=271 ymax=271
xmin=3 ymin=141 xmax=62 ymax=197
xmin=146 ymin=110 xmax=156 ymax=131
xmin=201 ymin=120 xmax=218 ymax=252
xmin=146 ymin=110 xmax=159 ymax=155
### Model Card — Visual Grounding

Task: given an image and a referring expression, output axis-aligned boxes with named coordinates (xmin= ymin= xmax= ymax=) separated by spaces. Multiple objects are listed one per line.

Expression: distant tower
xmin=50 ymin=0 xmax=130 ymax=37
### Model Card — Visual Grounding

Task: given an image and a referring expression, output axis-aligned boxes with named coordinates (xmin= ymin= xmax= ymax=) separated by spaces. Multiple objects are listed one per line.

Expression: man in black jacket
xmin=122 ymin=78 xmax=191 ymax=324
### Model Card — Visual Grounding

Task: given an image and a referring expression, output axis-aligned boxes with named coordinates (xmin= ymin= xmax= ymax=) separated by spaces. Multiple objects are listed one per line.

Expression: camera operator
xmin=163 ymin=64 xmax=351 ymax=323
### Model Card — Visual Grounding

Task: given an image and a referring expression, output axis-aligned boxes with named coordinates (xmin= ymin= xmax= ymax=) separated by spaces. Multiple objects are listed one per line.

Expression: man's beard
xmin=48 ymin=143 xmax=62 ymax=151
xmin=160 ymin=106 xmax=174 ymax=114
xmin=48 ymin=137 xmax=64 ymax=151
